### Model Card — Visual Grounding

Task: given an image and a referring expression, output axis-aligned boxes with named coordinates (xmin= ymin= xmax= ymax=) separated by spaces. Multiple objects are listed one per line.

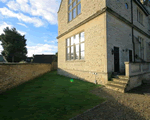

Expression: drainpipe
xmin=131 ymin=0 xmax=135 ymax=62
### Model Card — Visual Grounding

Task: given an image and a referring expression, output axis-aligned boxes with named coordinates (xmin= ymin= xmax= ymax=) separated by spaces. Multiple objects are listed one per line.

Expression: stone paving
xmin=70 ymin=83 xmax=150 ymax=120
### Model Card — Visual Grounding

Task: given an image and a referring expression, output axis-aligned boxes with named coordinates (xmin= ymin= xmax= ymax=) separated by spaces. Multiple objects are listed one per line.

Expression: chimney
xmin=140 ymin=0 xmax=145 ymax=4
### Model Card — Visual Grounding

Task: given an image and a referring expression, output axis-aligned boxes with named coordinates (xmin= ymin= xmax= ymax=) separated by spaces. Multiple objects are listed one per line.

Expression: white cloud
xmin=0 ymin=7 xmax=44 ymax=27
xmin=18 ymin=30 xmax=26 ymax=35
xmin=17 ymin=23 xmax=28 ymax=28
xmin=27 ymin=43 xmax=57 ymax=57
xmin=44 ymin=39 xmax=57 ymax=44
xmin=6 ymin=0 xmax=59 ymax=25
xmin=0 ymin=22 xmax=12 ymax=34
xmin=0 ymin=22 xmax=26 ymax=35
xmin=0 ymin=0 xmax=7 ymax=3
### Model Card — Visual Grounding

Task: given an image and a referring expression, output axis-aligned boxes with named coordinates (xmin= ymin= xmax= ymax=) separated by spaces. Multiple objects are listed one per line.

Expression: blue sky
xmin=0 ymin=0 xmax=61 ymax=57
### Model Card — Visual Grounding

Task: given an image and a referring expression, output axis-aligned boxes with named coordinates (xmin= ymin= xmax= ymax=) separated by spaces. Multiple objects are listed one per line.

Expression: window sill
xmin=137 ymin=21 xmax=144 ymax=27
xmin=66 ymin=59 xmax=85 ymax=62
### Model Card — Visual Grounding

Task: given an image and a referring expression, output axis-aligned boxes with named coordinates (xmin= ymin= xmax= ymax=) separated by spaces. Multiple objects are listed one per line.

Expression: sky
xmin=0 ymin=0 xmax=61 ymax=57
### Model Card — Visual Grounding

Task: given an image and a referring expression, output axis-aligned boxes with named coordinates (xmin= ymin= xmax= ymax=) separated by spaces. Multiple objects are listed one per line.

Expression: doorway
xmin=129 ymin=50 xmax=132 ymax=62
xmin=114 ymin=47 xmax=120 ymax=72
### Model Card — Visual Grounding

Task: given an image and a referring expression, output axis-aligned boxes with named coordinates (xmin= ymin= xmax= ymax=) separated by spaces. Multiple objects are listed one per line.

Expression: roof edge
xmin=134 ymin=0 xmax=149 ymax=16
xmin=57 ymin=0 xmax=63 ymax=13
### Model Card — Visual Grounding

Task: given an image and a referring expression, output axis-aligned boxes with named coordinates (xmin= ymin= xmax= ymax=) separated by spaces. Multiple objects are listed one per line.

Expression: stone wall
xmin=133 ymin=29 xmax=150 ymax=61
xmin=58 ymin=13 xmax=108 ymax=85
xmin=52 ymin=62 xmax=57 ymax=70
xmin=0 ymin=63 xmax=52 ymax=94
xmin=133 ymin=1 xmax=150 ymax=35
xmin=125 ymin=62 xmax=150 ymax=91
xmin=58 ymin=0 xmax=106 ymax=35
xmin=106 ymin=0 xmax=150 ymax=74
xmin=106 ymin=0 xmax=131 ymax=22
xmin=107 ymin=12 xmax=133 ymax=73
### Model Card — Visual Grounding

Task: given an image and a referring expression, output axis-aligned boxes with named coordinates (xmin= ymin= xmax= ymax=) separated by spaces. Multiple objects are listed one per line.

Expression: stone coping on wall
xmin=129 ymin=71 xmax=150 ymax=77
xmin=125 ymin=62 xmax=150 ymax=64
xmin=0 ymin=63 xmax=51 ymax=65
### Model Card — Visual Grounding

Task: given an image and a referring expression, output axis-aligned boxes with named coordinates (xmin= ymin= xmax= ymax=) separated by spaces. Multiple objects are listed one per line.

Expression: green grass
xmin=0 ymin=71 xmax=105 ymax=120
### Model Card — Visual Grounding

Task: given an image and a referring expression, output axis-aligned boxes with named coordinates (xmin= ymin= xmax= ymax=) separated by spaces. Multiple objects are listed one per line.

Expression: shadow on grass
xmin=0 ymin=70 xmax=148 ymax=120
xmin=0 ymin=70 xmax=104 ymax=120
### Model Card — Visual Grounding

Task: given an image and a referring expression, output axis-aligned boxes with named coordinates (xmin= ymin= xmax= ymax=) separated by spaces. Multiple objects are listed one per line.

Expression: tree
xmin=0 ymin=27 xmax=27 ymax=62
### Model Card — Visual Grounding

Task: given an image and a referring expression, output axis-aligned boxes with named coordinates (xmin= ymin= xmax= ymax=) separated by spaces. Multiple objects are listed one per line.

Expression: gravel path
xmin=70 ymin=83 xmax=150 ymax=120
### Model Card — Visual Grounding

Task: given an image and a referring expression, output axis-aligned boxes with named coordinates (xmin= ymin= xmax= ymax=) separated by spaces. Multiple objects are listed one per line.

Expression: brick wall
xmin=0 ymin=63 xmax=53 ymax=94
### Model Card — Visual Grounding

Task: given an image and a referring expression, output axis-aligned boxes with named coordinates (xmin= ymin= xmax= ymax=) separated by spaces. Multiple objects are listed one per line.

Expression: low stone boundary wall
xmin=52 ymin=62 xmax=57 ymax=70
xmin=125 ymin=62 xmax=150 ymax=91
xmin=0 ymin=63 xmax=52 ymax=94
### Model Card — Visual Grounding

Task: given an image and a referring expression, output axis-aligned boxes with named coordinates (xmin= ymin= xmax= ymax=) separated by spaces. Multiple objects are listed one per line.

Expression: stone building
xmin=57 ymin=0 xmax=150 ymax=92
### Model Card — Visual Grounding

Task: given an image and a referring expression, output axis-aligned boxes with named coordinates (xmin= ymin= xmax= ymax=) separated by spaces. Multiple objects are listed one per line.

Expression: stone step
xmin=115 ymin=75 xmax=129 ymax=80
xmin=105 ymin=84 xmax=125 ymax=93
xmin=108 ymin=81 xmax=127 ymax=87
xmin=112 ymin=78 xmax=129 ymax=84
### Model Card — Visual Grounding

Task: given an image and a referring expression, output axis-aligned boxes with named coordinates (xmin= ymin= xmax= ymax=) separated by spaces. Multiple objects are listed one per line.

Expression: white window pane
xmin=81 ymin=51 xmax=85 ymax=59
xmin=71 ymin=46 xmax=74 ymax=60
xmin=71 ymin=54 xmax=74 ymax=60
xmin=71 ymin=37 xmax=74 ymax=45
xmin=67 ymin=47 xmax=70 ymax=60
xmin=69 ymin=5 xmax=72 ymax=11
xmin=73 ymin=1 xmax=76 ymax=7
xmin=77 ymin=0 xmax=81 ymax=3
xmin=77 ymin=3 xmax=81 ymax=15
xmin=76 ymin=44 xmax=79 ymax=59
xmin=80 ymin=32 xmax=84 ymax=42
xmin=67 ymin=38 xmax=70 ymax=46
xmin=71 ymin=46 xmax=74 ymax=53
xmin=73 ymin=8 xmax=76 ymax=18
xmin=69 ymin=12 xmax=72 ymax=21
xmin=76 ymin=44 xmax=79 ymax=52
xmin=81 ymin=43 xmax=84 ymax=51
xmin=67 ymin=47 xmax=70 ymax=53
xmin=75 ymin=52 xmax=79 ymax=59
xmin=74 ymin=34 xmax=79 ymax=44
xmin=67 ymin=54 xmax=70 ymax=60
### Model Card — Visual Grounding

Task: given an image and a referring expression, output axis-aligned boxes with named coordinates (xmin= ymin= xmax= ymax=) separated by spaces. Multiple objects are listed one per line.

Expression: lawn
xmin=0 ymin=71 xmax=105 ymax=120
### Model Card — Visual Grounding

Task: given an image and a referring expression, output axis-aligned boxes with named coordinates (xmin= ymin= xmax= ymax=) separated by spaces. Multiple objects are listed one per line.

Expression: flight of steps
xmin=105 ymin=75 xmax=129 ymax=93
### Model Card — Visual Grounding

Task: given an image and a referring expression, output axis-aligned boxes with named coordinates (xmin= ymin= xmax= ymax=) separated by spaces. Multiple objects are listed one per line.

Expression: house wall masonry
xmin=107 ymin=12 xmax=133 ymax=74
xmin=106 ymin=0 xmax=131 ymax=22
xmin=133 ymin=1 xmax=150 ymax=35
xmin=57 ymin=0 xmax=150 ymax=86
xmin=0 ymin=63 xmax=54 ymax=94
xmin=58 ymin=13 xmax=108 ymax=85
xmin=134 ymin=29 xmax=150 ymax=61
xmin=106 ymin=0 xmax=150 ymax=74
xmin=58 ymin=0 xmax=106 ymax=36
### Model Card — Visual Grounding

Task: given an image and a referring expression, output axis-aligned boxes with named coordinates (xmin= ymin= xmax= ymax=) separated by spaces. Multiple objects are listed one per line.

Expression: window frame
xmin=138 ymin=36 xmax=144 ymax=60
xmin=137 ymin=8 xmax=144 ymax=25
xmin=66 ymin=31 xmax=85 ymax=61
xmin=68 ymin=0 xmax=81 ymax=22
xmin=125 ymin=3 xmax=128 ymax=9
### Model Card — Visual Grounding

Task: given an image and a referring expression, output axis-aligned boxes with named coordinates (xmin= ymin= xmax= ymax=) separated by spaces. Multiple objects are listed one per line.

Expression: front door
xmin=129 ymin=50 xmax=132 ymax=62
xmin=114 ymin=47 xmax=120 ymax=72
